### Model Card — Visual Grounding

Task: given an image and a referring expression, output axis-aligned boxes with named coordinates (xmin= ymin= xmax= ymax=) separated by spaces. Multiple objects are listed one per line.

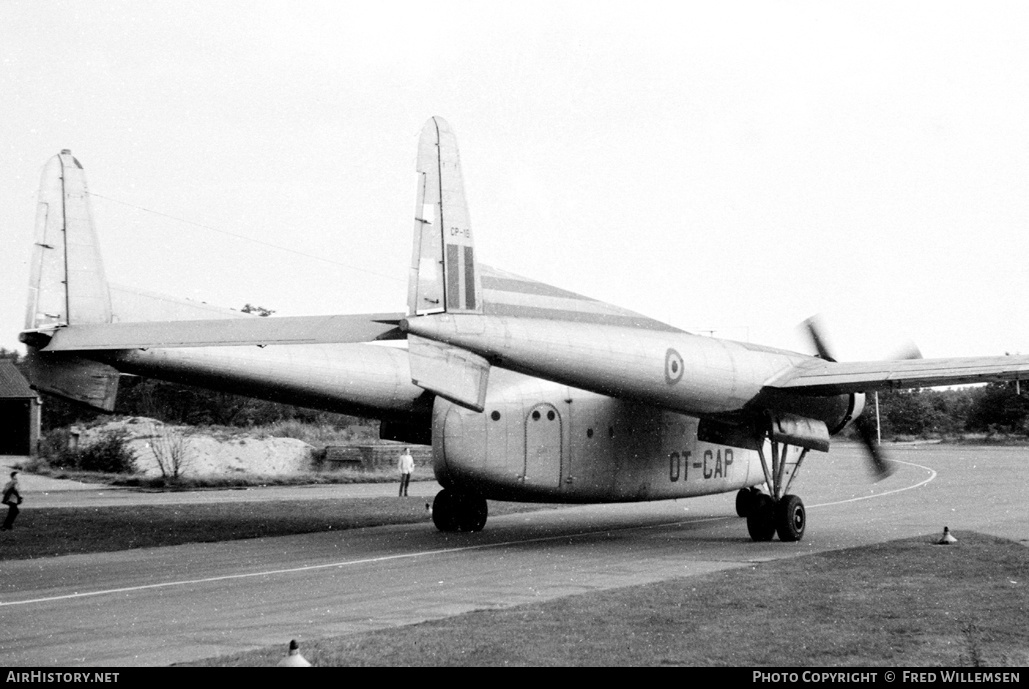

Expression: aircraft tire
xmin=432 ymin=489 xmax=460 ymax=532
xmin=433 ymin=490 xmax=488 ymax=532
xmin=450 ymin=491 xmax=488 ymax=532
xmin=462 ymin=494 xmax=488 ymax=532
xmin=746 ymin=493 xmax=775 ymax=542
xmin=735 ymin=487 xmax=759 ymax=518
xmin=774 ymin=494 xmax=805 ymax=542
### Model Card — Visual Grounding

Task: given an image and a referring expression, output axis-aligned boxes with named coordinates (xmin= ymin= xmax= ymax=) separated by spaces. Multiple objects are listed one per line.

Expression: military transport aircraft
xmin=19 ymin=118 xmax=1029 ymax=542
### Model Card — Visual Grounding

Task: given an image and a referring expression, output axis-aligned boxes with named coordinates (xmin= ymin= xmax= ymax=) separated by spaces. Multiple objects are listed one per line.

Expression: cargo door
xmin=524 ymin=403 xmax=562 ymax=488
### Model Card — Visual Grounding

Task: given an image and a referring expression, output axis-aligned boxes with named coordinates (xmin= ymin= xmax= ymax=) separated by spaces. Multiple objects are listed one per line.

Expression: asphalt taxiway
xmin=0 ymin=443 xmax=1025 ymax=666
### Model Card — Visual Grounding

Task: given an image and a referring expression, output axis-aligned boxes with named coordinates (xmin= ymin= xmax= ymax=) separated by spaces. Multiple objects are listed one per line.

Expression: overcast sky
xmin=3 ymin=1 xmax=1028 ymax=363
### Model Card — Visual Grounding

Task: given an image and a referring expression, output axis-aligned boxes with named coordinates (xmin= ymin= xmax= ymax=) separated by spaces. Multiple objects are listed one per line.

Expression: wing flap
xmin=27 ymin=313 xmax=406 ymax=351
xmin=768 ymin=355 xmax=1029 ymax=395
xmin=407 ymin=334 xmax=490 ymax=412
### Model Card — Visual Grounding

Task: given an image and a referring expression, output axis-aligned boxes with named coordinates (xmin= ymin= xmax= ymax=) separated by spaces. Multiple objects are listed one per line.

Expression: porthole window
xmin=532 ymin=410 xmax=541 ymax=421
xmin=491 ymin=410 xmax=501 ymax=421
xmin=547 ymin=410 xmax=556 ymax=421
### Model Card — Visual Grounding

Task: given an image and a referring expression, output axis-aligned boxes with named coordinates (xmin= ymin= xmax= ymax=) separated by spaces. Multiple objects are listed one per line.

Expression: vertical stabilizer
xmin=25 ymin=150 xmax=112 ymax=332
xmin=22 ymin=151 xmax=119 ymax=411
xmin=406 ymin=119 xmax=489 ymax=411
xmin=408 ymin=117 xmax=481 ymax=316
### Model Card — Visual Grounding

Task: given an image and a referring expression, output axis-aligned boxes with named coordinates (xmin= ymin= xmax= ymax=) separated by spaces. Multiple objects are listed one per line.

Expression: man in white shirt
xmin=398 ymin=448 xmax=415 ymax=497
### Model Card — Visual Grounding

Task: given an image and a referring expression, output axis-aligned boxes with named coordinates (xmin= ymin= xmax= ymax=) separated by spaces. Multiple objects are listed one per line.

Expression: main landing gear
xmin=735 ymin=437 xmax=811 ymax=543
xmin=432 ymin=488 xmax=488 ymax=532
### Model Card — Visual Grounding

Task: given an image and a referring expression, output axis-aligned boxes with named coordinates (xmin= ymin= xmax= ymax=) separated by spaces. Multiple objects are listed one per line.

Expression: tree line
xmin=3 ymin=347 xmax=1029 ymax=438
xmin=865 ymin=384 xmax=1029 ymax=438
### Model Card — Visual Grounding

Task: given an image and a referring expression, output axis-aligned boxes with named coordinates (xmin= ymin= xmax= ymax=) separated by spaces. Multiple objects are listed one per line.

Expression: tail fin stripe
xmin=464 ymin=246 xmax=476 ymax=310
xmin=446 ymin=243 xmax=461 ymax=309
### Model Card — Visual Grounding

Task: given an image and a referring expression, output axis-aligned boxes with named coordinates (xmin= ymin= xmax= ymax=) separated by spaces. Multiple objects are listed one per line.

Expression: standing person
xmin=2 ymin=471 xmax=22 ymax=531
xmin=398 ymin=447 xmax=415 ymax=497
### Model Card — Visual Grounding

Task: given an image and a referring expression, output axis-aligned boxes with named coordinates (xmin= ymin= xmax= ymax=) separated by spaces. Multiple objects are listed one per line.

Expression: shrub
xmin=146 ymin=423 xmax=191 ymax=479
xmin=38 ymin=428 xmax=72 ymax=464
xmin=78 ymin=431 xmax=137 ymax=473
xmin=42 ymin=429 xmax=137 ymax=474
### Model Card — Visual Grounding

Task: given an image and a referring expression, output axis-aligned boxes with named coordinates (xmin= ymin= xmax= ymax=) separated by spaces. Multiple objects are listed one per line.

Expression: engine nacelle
xmin=750 ymin=389 xmax=866 ymax=436
xmin=836 ymin=392 xmax=867 ymax=434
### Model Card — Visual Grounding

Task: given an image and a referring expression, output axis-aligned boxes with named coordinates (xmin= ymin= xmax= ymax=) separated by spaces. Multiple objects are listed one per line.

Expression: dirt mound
xmin=77 ymin=417 xmax=315 ymax=477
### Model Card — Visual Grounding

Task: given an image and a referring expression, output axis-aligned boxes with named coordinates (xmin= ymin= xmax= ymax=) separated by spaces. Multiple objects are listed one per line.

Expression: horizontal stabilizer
xmin=25 ymin=313 xmax=406 ymax=351
xmin=407 ymin=334 xmax=490 ymax=412
xmin=25 ymin=350 xmax=119 ymax=411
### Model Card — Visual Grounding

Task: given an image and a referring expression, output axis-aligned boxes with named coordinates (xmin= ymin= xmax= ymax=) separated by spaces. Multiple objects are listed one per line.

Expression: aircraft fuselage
xmin=432 ymin=369 xmax=781 ymax=503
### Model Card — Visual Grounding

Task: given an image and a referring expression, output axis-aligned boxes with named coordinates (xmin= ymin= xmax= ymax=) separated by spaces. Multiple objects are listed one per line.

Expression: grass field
xmin=186 ymin=532 xmax=1029 ymax=667
xmin=0 ymin=498 xmax=554 ymax=561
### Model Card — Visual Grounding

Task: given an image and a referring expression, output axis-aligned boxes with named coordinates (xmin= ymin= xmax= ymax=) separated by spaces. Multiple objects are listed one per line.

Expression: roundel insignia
xmin=665 ymin=348 xmax=684 ymax=385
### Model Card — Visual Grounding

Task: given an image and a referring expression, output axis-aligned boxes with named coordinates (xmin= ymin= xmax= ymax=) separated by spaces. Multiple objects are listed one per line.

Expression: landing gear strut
xmin=746 ymin=434 xmax=810 ymax=543
xmin=432 ymin=488 xmax=488 ymax=532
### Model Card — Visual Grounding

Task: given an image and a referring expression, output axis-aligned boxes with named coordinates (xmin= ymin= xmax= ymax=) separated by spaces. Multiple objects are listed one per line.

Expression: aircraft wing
xmin=766 ymin=355 xmax=1029 ymax=395
xmin=23 ymin=313 xmax=406 ymax=351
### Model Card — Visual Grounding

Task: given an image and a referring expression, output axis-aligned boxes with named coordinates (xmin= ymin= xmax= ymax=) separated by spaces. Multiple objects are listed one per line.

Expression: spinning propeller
xmin=801 ymin=316 xmax=921 ymax=481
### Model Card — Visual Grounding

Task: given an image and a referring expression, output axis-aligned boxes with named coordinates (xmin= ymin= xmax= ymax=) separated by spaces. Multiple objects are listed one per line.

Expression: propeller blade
xmin=801 ymin=315 xmax=837 ymax=362
xmin=888 ymin=341 xmax=923 ymax=361
xmin=855 ymin=414 xmax=895 ymax=481
xmin=800 ymin=314 xmax=905 ymax=480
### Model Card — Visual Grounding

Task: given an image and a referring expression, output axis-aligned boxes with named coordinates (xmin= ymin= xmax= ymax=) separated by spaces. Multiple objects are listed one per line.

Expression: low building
xmin=0 ymin=360 xmax=41 ymax=456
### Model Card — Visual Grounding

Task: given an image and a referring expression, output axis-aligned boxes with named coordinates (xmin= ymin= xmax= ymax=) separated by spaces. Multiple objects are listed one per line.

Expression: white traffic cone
xmin=938 ymin=526 xmax=957 ymax=545
xmin=277 ymin=639 xmax=312 ymax=667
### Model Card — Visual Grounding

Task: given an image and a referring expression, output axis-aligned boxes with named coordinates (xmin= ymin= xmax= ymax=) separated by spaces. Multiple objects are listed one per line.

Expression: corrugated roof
xmin=0 ymin=360 xmax=36 ymax=398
